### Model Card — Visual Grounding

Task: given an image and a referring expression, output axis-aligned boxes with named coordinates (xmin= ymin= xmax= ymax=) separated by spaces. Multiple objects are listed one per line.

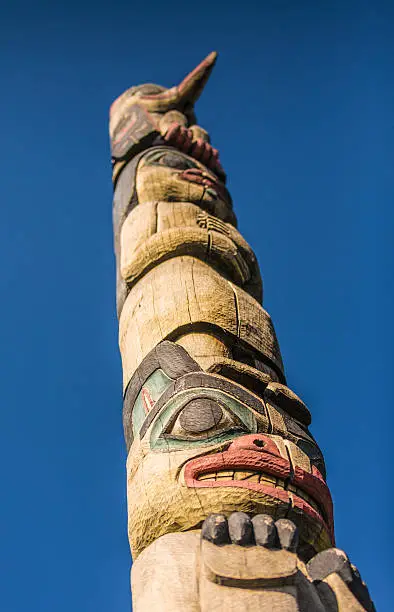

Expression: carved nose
xmin=227 ymin=434 xmax=274 ymax=453
xmin=226 ymin=433 xmax=282 ymax=458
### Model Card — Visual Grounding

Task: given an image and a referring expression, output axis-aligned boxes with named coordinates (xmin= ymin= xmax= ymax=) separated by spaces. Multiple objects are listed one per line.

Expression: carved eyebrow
xmin=143 ymin=149 xmax=170 ymax=164
xmin=139 ymin=372 xmax=266 ymax=440
xmin=143 ymin=148 xmax=196 ymax=167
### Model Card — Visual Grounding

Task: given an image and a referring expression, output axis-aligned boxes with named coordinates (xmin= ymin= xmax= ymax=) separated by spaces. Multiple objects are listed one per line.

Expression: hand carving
xmin=161 ymin=122 xmax=224 ymax=178
xmin=200 ymin=513 xmax=375 ymax=611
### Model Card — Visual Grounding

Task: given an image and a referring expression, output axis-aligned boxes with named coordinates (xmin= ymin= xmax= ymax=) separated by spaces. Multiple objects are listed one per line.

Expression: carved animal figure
xmin=109 ymin=53 xmax=375 ymax=611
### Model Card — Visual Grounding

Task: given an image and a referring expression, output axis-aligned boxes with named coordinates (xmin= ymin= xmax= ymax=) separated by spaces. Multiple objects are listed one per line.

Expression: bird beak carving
xmin=137 ymin=51 xmax=218 ymax=112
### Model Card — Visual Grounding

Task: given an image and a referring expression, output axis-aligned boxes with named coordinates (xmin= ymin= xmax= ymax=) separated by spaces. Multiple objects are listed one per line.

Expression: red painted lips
xmin=184 ymin=434 xmax=334 ymax=543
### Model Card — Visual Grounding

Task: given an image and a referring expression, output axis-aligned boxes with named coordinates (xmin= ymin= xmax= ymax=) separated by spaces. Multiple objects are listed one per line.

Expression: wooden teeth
xmin=196 ymin=470 xmax=321 ymax=514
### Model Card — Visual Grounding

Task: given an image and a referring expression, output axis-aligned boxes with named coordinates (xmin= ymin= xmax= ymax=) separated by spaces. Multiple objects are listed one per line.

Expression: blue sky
xmin=0 ymin=1 xmax=392 ymax=610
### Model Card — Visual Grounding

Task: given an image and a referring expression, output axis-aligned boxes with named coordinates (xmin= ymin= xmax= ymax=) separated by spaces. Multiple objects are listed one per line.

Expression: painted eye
xmin=165 ymin=398 xmax=243 ymax=440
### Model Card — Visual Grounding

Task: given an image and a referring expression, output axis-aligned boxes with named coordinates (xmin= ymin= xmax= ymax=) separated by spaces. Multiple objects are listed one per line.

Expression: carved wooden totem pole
xmin=109 ymin=53 xmax=375 ymax=611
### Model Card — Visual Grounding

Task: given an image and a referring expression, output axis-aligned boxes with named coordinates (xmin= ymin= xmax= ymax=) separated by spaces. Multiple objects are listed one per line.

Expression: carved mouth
xmin=184 ymin=449 xmax=334 ymax=543
xmin=197 ymin=470 xmax=322 ymax=514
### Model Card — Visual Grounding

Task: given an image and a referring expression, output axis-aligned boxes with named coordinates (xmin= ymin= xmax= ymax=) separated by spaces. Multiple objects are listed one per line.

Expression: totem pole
xmin=109 ymin=53 xmax=375 ymax=611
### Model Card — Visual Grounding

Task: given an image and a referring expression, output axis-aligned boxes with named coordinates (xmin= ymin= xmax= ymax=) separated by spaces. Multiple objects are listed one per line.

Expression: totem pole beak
xmin=176 ymin=51 xmax=218 ymax=105
xmin=138 ymin=51 xmax=218 ymax=112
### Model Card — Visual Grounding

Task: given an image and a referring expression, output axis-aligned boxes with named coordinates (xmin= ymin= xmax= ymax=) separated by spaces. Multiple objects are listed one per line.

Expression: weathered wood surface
xmin=118 ymin=256 xmax=282 ymax=388
xmin=110 ymin=53 xmax=374 ymax=611
xmin=131 ymin=522 xmax=374 ymax=611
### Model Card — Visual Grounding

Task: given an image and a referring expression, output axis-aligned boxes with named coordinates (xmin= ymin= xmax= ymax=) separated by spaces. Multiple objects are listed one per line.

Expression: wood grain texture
xmin=120 ymin=201 xmax=261 ymax=299
xmin=131 ymin=530 xmax=373 ymax=611
xmin=131 ymin=532 xmax=200 ymax=612
xmin=109 ymin=54 xmax=373 ymax=612
xmin=119 ymin=256 xmax=283 ymax=389
xmin=175 ymin=332 xmax=232 ymax=371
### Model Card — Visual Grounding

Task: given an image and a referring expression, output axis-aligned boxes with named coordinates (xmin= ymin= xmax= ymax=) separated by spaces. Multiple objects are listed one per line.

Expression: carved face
xmin=135 ymin=148 xmax=234 ymax=223
xmin=125 ymin=342 xmax=333 ymax=559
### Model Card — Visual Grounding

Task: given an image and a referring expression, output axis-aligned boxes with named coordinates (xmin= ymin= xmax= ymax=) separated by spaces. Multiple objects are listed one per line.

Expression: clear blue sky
xmin=0 ymin=1 xmax=392 ymax=610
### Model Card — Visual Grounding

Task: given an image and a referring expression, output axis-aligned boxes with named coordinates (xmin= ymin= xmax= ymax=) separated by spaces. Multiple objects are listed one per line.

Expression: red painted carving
xmin=141 ymin=387 xmax=155 ymax=415
xmin=163 ymin=122 xmax=225 ymax=178
xmin=184 ymin=434 xmax=334 ymax=542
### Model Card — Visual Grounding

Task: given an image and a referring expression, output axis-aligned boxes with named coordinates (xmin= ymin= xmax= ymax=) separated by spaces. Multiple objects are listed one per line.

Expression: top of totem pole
xmin=109 ymin=51 xmax=376 ymax=611
xmin=110 ymin=51 xmax=217 ymax=122
xmin=109 ymin=52 xmax=225 ymax=181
